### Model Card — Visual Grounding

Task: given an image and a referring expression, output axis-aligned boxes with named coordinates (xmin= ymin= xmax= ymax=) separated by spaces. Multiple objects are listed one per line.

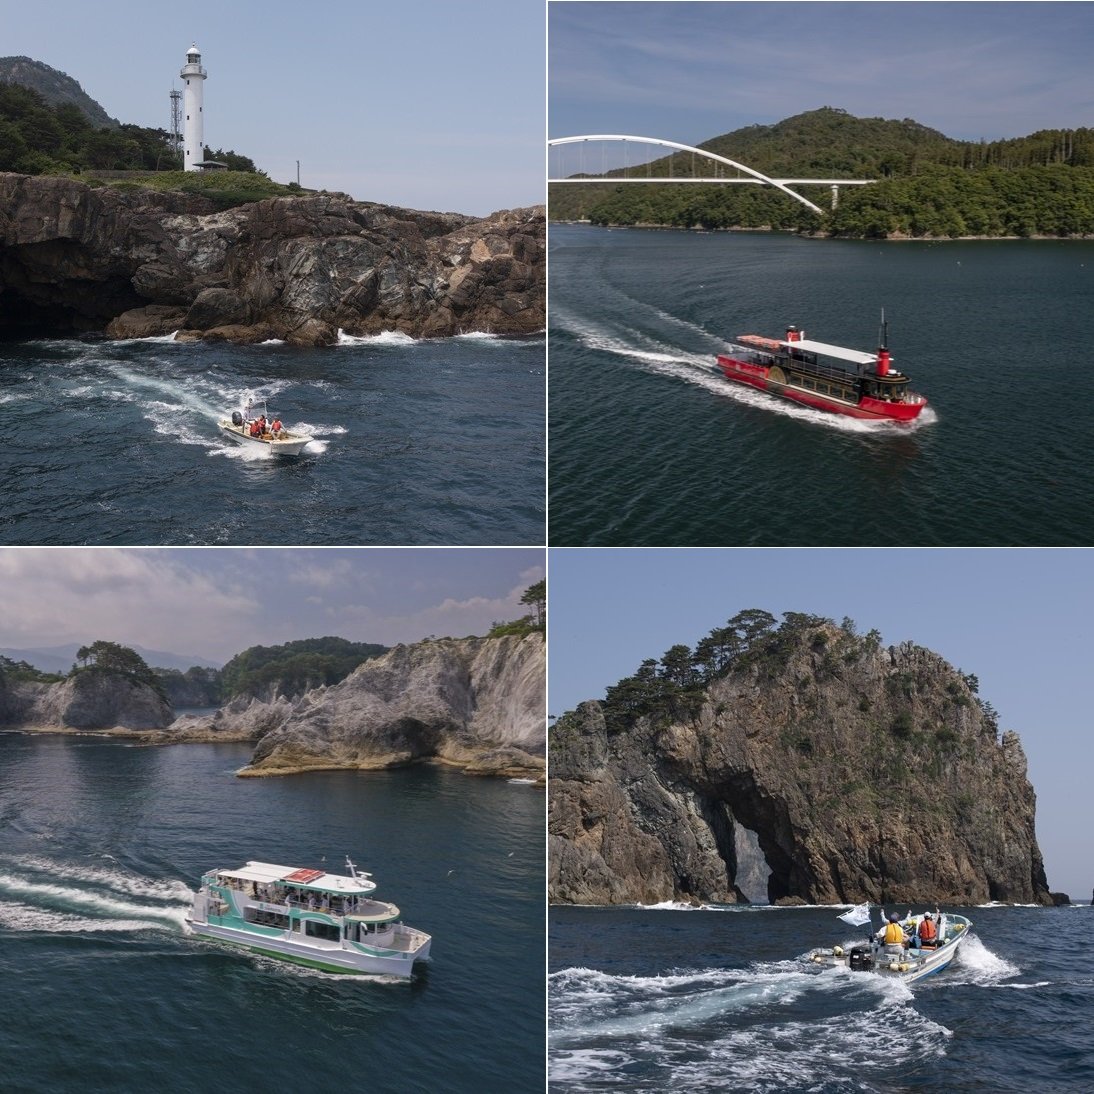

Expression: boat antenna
xmin=345 ymin=855 xmax=357 ymax=879
xmin=878 ymin=308 xmax=888 ymax=350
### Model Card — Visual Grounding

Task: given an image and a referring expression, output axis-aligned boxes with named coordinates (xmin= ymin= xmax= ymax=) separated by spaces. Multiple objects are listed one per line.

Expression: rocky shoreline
xmin=1 ymin=634 xmax=545 ymax=783
xmin=0 ymin=173 xmax=544 ymax=343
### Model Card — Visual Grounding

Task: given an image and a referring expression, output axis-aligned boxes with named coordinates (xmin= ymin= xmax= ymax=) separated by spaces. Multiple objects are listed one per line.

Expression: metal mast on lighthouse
xmin=180 ymin=44 xmax=206 ymax=171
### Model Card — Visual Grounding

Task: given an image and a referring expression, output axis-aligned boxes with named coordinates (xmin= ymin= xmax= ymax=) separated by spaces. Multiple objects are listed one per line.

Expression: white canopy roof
xmin=216 ymin=861 xmax=377 ymax=895
xmin=782 ymin=338 xmax=881 ymax=367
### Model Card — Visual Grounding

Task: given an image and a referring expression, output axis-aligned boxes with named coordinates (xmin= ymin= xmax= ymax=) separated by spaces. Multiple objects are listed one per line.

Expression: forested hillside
xmin=550 ymin=108 xmax=1094 ymax=237
xmin=0 ymin=81 xmax=256 ymax=176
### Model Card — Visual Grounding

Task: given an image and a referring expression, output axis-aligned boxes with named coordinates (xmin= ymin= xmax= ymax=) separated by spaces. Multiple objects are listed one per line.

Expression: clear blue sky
xmin=2 ymin=0 xmax=543 ymax=216
xmin=549 ymin=2 xmax=1094 ymax=174
xmin=0 ymin=547 xmax=543 ymax=663
xmin=549 ymin=549 xmax=1093 ymax=901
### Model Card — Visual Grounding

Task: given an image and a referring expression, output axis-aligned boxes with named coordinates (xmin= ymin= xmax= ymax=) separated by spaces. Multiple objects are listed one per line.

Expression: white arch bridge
xmin=548 ymin=134 xmax=877 ymax=215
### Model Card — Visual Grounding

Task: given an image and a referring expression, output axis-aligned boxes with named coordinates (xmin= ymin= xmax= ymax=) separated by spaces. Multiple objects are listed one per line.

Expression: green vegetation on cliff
xmin=219 ymin=637 xmax=389 ymax=699
xmin=0 ymin=82 xmax=262 ymax=189
xmin=488 ymin=580 xmax=546 ymax=638
xmin=73 ymin=640 xmax=166 ymax=700
xmin=550 ymin=107 xmax=1094 ymax=237
xmin=0 ymin=655 xmax=64 ymax=684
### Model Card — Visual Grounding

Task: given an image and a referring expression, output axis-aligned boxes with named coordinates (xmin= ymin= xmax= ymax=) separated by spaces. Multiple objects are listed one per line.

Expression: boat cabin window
xmin=305 ymin=920 xmax=341 ymax=943
xmin=245 ymin=908 xmax=289 ymax=930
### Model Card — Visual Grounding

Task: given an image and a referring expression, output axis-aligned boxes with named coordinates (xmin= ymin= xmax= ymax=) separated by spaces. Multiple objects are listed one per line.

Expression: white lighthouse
xmin=180 ymin=44 xmax=206 ymax=171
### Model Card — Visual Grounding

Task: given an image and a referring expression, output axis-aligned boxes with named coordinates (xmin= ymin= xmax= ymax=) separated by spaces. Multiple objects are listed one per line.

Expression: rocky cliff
xmin=0 ymin=669 xmax=172 ymax=731
xmin=0 ymin=173 xmax=544 ymax=343
xmin=166 ymin=633 xmax=545 ymax=778
xmin=550 ymin=617 xmax=1052 ymax=906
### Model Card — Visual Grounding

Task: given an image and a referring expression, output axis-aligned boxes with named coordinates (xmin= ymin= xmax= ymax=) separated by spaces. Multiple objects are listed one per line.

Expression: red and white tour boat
xmin=715 ymin=322 xmax=927 ymax=422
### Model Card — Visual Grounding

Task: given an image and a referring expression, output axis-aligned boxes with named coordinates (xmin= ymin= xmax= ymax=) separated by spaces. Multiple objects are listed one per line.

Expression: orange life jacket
xmin=919 ymin=918 xmax=937 ymax=942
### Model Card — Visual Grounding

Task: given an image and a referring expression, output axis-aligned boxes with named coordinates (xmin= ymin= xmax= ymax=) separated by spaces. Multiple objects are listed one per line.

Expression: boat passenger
xmin=271 ymin=418 xmax=283 ymax=437
xmin=249 ymin=419 xmax=261 ymax=437
xmin=917 ymin=912 xmax=938 ymax=948
xmin=878 ymin=911 xmax=907 ymax=954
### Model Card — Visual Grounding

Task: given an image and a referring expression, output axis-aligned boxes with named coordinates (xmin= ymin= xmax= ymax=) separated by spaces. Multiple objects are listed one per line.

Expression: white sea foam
xmin=7 ymin=855 xmax=192 ymax=903
xmin=944 ymin=933 xmax=1021 ymax=984
xmin=107 ymin=331 xmax=180 ymax=343
xmin=337 ymin=328 xmax=417 ymax=346
xmin=0 ymin=857 xmax=192 ymax=935
xmin=549 ymin=961 xmax=942 ymax=1088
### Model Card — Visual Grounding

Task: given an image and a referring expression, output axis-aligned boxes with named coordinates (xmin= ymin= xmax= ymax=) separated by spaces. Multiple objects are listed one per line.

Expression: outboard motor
xmin=849 ymin=945 xmax=874 ymax=972
xmin=231 ymin=410 xmax=244 ymax=426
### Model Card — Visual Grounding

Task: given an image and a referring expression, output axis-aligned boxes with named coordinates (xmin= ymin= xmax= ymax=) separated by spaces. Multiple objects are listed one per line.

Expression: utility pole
xmin=296 ymin=160 xmax=300 ymax=186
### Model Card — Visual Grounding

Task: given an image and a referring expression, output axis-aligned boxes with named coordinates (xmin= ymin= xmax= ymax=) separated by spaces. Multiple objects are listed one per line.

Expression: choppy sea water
xmin=548 ymin=225 xmax=1094 ymax=545
xmin=0 ymin=329 xmax=544 ymax=545
xmin=549 ymin=904 xmax=1094 ymax=1091
xmin=0 ymin=734 xmax=544 ymax=1091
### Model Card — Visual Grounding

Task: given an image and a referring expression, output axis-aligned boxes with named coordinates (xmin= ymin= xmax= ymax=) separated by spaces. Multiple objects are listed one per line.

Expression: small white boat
xmin=808 ymin=910 xmax=972 ymax=984
xmin=217 ymin=401 xmax=309 ymax=456
xmin=185 ymin=857 xmax=431 ymax=977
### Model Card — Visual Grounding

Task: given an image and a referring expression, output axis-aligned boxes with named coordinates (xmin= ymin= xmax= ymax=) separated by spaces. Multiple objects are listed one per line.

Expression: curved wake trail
xmin=0 ymin=856 xmax=192 ymax=935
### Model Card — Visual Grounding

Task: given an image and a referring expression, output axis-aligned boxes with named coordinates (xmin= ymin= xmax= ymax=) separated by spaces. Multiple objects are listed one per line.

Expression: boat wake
xmin=0 ymin=854 xmax=192 ymax=935
xmin=553 ymin=305 xmax=938 ymax=436
xmin=549 ymin=962 xmax=945 ymax=1089
xmin=940 ymin=933 xmax=1021 ymax=985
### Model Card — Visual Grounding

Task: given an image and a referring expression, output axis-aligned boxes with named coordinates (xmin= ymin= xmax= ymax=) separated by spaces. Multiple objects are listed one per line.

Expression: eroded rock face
xmin=164 ymin=634 xmax=544 ymax=778
xmin=550 ymin=624 xmax=1053 ymax=907
xmin=0 ymin=173 xmax=544 ymax=340
xmin=0 ymin=670 xmax=171 ymax=731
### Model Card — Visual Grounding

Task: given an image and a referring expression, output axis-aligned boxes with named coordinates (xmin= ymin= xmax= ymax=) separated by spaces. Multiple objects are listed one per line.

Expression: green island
xmin=549 ymin=107 xmax=1094 ymax=238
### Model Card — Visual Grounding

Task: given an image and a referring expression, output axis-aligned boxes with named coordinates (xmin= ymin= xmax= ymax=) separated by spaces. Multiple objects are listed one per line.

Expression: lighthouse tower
xmin=179 ymin=44 xmax=206 ymax=171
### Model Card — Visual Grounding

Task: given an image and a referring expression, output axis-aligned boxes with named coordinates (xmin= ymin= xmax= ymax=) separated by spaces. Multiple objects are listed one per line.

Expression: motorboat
xmin=217 ymin=400 xmax=309 ymax=455
xmin=807 ymin=910 xmax=972 ymax=984
xmin=185 ymin=857 xmax=432 ymax=977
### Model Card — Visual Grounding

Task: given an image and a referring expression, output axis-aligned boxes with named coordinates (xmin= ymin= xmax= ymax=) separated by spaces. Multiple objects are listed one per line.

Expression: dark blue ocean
xmin=0 ymin=734 xmax=544 ymax=1091
xmin=0 ymin=330 xmax=544 ymax=545
xmin=549 ymin=904 xmax=1094 ymax=1091
xmin=548 ymin=225 xmax=1094 ymax=545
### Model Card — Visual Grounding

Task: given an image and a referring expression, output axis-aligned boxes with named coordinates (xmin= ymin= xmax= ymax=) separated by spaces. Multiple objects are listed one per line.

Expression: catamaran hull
xmin=716 ymin=355 xmax=926 ymax=422
xmin=217 ymin=421 xmax=310 ymax=455
xmin=185 ymin=919 xmax=430 ymax=977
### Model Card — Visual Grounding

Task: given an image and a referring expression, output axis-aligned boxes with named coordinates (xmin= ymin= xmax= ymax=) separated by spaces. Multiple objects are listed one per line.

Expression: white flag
xmin=838 ymin=903 xmax=871 ymax=927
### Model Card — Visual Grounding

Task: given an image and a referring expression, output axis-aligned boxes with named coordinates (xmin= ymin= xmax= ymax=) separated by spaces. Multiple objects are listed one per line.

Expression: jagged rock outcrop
xmin=0 ymin=669 xmax=171 ymax=731
xmin=550 ymin=620 xmax=1053 ymax=906
xmin=164 ymin=633 xmax=544 ymax=778
xmin=0 ymin=173 xmax=544 ymax=341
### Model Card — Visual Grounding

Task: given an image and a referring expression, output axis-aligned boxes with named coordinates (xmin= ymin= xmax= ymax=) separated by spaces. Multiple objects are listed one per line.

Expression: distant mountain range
xmin=0 ymin=643 xmax=220 ymax=674
xmin=0 ymin=55 xmax=118 ymax=128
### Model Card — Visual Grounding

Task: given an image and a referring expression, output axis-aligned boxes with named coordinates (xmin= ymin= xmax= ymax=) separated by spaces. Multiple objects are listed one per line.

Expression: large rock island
xmin=550 ymin=612 xmax=1053 ymax=906
xmin=0 ymin=173 xmax=544 ymax=343
xmin=167 ymin=633 xmax=545 ymax=780
xmin=0 ymin=668 xmax=171 ymax=732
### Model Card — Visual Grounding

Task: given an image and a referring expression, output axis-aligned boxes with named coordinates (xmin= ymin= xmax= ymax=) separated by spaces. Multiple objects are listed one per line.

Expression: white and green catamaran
xmin=185 ymin=857 xmax=431 ymax=977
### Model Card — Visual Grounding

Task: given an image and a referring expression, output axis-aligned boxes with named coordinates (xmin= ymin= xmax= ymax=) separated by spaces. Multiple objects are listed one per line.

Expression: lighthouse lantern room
xmin=180 ymin=44 xmax=207 ymax=171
